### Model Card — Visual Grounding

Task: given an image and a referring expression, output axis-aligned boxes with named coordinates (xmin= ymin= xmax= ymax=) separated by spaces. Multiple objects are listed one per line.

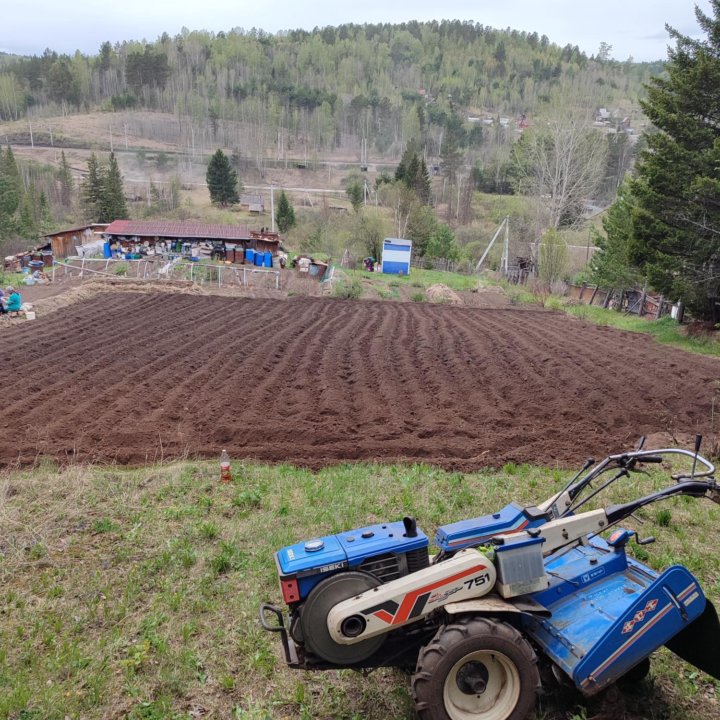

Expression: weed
xmin=232 ymin=489 xmax=262 ymax=510
xmin=656 ymin=508 xmax=673 ymax=527
xmin=332 ymin=279 xmax=362 ymax=300
xmin=209 ymin=541 xmax=246 ymax=574
xmin=198 ymin=520 xmax=220 ymax=539
xmin=410 ymin=291 xmax=425 ymax=302
xmin=92 ymin=517 xmax=116 ymax=533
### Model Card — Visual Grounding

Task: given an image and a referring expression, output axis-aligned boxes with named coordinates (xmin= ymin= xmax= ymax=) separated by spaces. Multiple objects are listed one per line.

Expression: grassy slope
xmin=1 ymin=459 xmax=718 ymax=719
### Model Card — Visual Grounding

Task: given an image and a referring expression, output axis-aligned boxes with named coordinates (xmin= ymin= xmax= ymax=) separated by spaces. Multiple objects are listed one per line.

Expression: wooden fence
xmin=567 ymin=284 xmax=673 ymax=319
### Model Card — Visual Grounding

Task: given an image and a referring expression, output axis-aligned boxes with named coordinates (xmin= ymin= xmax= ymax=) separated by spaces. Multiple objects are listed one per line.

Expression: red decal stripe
xmin=373 ymin=609 xmax=395 ymax=624
xmin=393 ymin=565 xmax=486 ymax=624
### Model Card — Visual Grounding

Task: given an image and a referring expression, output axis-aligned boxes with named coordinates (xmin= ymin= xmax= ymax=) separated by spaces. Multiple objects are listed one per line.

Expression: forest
xmin=0 ymin=21 xmax=660 ymax=160
xmin=0 ymin=21 xmax=663 ymax=272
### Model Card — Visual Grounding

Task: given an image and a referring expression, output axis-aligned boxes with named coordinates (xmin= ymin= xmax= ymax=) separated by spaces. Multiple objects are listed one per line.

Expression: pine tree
xmin=99 ymin=152 xmax=128 ymax=221
xmin=395 ymin=141 xmax=431 ymax=205
xmin=58 ymin=150 xmax=74 ymax=209
xmin=275 ymin=190 xmax=296 ymax=233
xmin=206 ymin=149 xmax=239 ymax=206
xmin=0 ymin=146 xmax=22 ymax=241
xmin=346 ymin=179 xmax=364 ymax=212
xmin=622 ymin=2 xmax=720 ymax=318
xmin=81 ymin=152 xmax=104 ymax=220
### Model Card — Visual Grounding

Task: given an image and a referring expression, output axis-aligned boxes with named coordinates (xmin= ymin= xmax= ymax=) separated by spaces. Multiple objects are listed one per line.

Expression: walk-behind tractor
xmin=260 ymin=438 xmax=720 ymax=720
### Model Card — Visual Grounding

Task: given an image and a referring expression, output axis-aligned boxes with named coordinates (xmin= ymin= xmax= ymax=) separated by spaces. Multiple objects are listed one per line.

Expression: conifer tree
xmin=99 ymin=152 xmax=128 ymax=221
xmin=621 ymin=1 xmax=720 ymax=317
xmin=58 ymin=150 xmax=74 ymax=209
xmin=0 ymin=146 xmax=22 ymax=241
xmin=81 ymin=152 xmax=103 ymax=220
xmin=275 ymin=190 xmax=296 ymax=233
xmin=206 ymin=149 xmax=239 ymax=206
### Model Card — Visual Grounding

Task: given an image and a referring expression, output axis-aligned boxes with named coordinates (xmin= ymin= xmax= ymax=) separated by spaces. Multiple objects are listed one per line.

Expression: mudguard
xmin=666 ymin=598 xmax=720 ymax=680
xmin=573 ymin=566 xmax=707 ymax=694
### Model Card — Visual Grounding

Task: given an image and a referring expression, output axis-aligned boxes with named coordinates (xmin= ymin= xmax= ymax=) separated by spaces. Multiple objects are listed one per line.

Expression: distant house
xmin=249 ymin=229 xmax=281 ymax=255
xmin=596 ymin=108 xmax=611 ymax=123
xmin=43 ymin=223 xmax=109 ymax=259
xmin=240 ymin=194 xmax=264 ymax=213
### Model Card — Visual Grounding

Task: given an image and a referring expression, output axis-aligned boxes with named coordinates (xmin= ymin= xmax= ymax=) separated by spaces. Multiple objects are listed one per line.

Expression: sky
xmin=1 ymin=0 xmax=713 ymax=62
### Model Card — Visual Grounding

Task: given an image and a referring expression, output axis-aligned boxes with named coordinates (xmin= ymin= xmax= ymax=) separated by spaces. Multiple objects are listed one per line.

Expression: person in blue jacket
xmin=1 ymin=286 xmax=21 ymax=316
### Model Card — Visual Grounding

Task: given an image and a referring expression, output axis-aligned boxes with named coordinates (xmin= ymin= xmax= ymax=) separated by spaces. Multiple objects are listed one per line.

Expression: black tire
xmin=411 ymin=617 xmax=540 ymax=720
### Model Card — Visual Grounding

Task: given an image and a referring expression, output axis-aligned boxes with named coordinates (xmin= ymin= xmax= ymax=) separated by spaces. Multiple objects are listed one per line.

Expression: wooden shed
xmin=43 ymin=224 xmax=109 ymax=259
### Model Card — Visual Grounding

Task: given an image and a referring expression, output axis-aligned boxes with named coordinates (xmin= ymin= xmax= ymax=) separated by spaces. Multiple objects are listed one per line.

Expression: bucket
xmin=245 ymin=248 xmax=255 ymax=264
xmin=264 ymin=251 xmax=273 ymax=267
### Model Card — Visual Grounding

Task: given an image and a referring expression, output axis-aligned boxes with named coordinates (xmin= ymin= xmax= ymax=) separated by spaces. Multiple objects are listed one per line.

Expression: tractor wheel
xmin=411 ymin=617 xmax=540 ymax=720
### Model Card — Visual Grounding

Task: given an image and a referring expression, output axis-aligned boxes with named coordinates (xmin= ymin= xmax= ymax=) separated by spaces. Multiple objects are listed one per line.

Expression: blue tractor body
xmin=524 ymin=536 xmax=708 ymax=693
xmin=262 ymin=443 xmax=720 ymax=719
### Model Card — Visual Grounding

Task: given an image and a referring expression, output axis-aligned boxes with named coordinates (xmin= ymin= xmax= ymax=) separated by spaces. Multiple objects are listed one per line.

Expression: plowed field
xmin=0 ymin=292 xmax=717 ymax=469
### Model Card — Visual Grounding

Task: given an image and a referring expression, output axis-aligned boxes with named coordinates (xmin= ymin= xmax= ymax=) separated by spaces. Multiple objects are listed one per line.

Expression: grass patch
xmin=345 ymin=267 xmax=478 ymax=292
xmin=0 ymin=459 xmax=717 ymax=719
xmin=494 ymin=279 xmax=720 ymax=357
xmin=566 ymin=306 xmax=720 ymax=356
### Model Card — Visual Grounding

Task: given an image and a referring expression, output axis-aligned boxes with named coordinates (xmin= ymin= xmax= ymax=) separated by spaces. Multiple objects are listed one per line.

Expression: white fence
xmin=52 ymin=257 xmax=281 ymax=290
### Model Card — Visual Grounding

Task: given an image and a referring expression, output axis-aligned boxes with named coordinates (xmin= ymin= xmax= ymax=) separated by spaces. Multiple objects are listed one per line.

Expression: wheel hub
xmin=456 ymin=660 xmax=490 ymax=695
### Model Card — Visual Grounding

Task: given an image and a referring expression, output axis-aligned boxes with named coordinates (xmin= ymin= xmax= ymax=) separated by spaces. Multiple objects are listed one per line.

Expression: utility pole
xmin=270 ymin=183 xmax=275 ymax=233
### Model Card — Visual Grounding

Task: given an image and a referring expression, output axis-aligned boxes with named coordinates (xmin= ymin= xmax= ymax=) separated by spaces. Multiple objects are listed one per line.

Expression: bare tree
xmin=378 ymin=182 xmax=418 ymax=238
xmin=513 ymin=92 xmax=608 ymax=231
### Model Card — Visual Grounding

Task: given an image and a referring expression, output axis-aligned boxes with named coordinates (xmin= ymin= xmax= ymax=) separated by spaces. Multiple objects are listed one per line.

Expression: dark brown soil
xmin=0 ymin=292 xmax=717 ymax=470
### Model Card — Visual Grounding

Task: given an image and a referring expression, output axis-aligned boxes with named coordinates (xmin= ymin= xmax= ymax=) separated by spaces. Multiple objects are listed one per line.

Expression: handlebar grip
xmin=639 ymin=455 xmax=663 ymax=463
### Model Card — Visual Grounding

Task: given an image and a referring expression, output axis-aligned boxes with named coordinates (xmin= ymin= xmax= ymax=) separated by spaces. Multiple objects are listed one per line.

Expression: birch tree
xmin=513 ymin=98 xmax=608 ymax=230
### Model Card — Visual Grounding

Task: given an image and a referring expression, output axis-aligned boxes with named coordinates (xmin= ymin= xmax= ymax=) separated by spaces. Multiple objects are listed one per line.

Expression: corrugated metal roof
xmin=43 ymin=225 xmax=96 ymax=238
xmin=104 ymin=220 xmax=251 ymax=241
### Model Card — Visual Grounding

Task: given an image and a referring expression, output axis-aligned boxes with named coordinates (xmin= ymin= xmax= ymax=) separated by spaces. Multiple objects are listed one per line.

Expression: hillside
xmin=0 ymin=22 xmax=660 ymax=167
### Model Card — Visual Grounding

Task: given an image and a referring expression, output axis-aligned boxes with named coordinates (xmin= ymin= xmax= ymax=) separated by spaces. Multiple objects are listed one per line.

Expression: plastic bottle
xmin=220 ymin=449 xmax=231 ymax=483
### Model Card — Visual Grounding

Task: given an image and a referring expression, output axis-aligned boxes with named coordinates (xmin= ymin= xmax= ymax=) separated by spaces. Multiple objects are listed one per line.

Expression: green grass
xmin=493 ymin=278 xmax=720 ymax=357
xmin=344 ymin=267 xmax=479 ymax=292
xmin=566 ymin=305 xmax=720 ymax=356
xmin=0 ymin=459 xmax=718 ymax=719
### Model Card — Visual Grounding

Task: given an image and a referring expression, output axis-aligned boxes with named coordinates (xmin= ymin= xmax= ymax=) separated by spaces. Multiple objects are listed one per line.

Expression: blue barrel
xmin=254 ymin=251 xmax=263 ymax=266
xmin=264 ymin=251 xmax=272 ymax=267
xmin=245 ymin=248 xmax=255 ymax=264
xmin=103 ymin=241 xmax=111 ymax=258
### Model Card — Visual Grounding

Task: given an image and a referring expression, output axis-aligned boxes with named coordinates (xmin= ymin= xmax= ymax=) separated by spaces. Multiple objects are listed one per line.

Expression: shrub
xmin=332 ymin=279 xmax=362 ymax=300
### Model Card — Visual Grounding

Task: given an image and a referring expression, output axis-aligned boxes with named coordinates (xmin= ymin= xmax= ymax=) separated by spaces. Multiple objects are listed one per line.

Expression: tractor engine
xmin=275 ymin=516 xmax=431 ymax=665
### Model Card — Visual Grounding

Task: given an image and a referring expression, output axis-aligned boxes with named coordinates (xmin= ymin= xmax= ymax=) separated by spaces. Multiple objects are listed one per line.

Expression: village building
xmin=43 ymin=224 xmax=109 ymax=259
xmin=239 ymin=194 xmax=265 ymax=213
